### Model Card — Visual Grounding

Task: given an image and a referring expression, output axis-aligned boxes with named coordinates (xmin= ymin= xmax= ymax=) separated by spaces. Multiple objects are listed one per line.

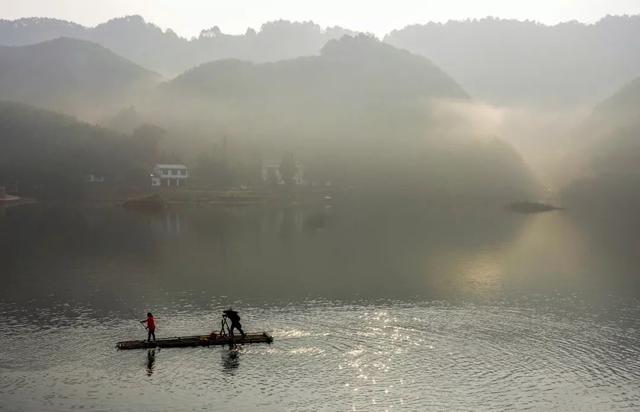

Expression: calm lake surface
xmin=1 ymin=202 xmax=639 ymax=411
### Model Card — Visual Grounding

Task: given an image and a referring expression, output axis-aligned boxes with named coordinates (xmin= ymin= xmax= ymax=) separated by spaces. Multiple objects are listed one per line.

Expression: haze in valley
xmin=2 ymin=2 xmax=640 ymax=411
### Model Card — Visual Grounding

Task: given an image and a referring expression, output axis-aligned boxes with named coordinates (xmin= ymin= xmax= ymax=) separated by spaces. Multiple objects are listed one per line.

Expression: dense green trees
xmin=0 ymin=101 xmax=160 ymax=198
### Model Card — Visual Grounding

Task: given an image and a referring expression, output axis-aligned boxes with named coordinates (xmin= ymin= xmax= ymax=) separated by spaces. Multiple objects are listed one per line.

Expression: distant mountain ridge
xmin=165 ymin=35 xmax=467 ymax=100
xmin=0 ymin=15 xmax=356 ymax=76
xmin=385 ymin=15 xmax=640 ymax=106
xmin=158 ymin=35 xmax=468 ymax=140
xmin=0 ymin=37 xmax=160 ymax=119
xmin=3 ymin=15 xmax=640 ymax=106
xmin=0 ymin=17 xmax=85 ymax=45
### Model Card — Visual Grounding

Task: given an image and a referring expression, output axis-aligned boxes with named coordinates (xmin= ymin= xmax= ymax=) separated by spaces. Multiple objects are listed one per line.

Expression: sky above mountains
xmin=1 ymin=0 xmax=639 ymax=38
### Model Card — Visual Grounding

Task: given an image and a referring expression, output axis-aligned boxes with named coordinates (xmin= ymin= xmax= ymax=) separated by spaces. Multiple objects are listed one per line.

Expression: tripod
xmin=220 ymin=315 xmax=232 ymax=337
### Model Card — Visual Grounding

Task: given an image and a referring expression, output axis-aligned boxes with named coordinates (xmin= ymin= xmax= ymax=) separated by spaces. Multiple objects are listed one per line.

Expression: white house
xmin=151 ymin=164 xmax=189 ymax=188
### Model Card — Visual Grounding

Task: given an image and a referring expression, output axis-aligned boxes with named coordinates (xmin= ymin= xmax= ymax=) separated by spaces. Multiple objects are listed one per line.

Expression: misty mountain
xmin=562 ymin=75 xmax=640 ymax=209
xmin=150 ymin=35 xmax=535 ymax=200
xmin=156 ymin=34 xmax=468 ymax=148
xmin=0 ymin=17 xmax=86 ymax=44
xmin=578 ymin=76 xmax=640 ymax=172
xmin=385 ymin=16 xmax=640 ymax=107
xmin=0 ymin=16 xmax=356 ymax=76
xmin=588 ymin=77 xmax=640 ymax=174
xmin=0 ymin=37 xmax=160 ymax=119
xmin=6 ymin=14 xmax=640 ymax=109
xmin=0 ymin=101 xmax=153 ymax=197
xmin=165 ymin=35 xmax=467 ymax=100
xmin=593 ymin=77 xmax=640 ymax=123
xmin=0 ymin=32 xmax=537 ymax=201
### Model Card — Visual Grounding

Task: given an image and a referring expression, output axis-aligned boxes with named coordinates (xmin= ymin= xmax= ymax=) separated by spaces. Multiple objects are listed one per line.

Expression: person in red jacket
xmin=140 ymin=312 xmax=156 ymax=342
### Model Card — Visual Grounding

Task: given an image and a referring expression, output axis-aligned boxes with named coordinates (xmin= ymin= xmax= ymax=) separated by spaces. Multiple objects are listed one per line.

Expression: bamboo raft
xmin=117 ymin=332 xmax=273 ymax=350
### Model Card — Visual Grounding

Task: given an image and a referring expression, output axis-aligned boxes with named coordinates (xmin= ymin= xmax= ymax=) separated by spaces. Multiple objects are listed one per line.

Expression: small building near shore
xmin=261 ymin=160 xmax=305 ymax=186
xmin=85 ymin=174 xmax=105 ymax=183
xmin=151 ymin=164 xmax=189 ymax=188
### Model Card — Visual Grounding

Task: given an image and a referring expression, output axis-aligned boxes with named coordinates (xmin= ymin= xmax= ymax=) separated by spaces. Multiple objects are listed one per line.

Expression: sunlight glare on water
xmin=1 ymin=205 xmax=640 ymax=410
xmin=0 ymin=299 xmax=639 ymax=411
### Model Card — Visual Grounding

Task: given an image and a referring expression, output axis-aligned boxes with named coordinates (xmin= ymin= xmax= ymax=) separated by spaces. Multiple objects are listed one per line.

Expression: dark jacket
xmin=224 ymin=310 xmax=241 ymax=324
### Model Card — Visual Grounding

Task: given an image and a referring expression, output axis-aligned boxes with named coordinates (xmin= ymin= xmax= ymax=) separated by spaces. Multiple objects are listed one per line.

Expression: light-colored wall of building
xmin=151 ymin=165 xmax=189 ymax=187
xmin=153 ymin=166 xmax=189 ymax=179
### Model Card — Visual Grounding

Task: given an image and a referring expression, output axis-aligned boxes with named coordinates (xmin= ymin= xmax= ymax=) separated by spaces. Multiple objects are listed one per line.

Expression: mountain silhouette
xmin=0 ymin=37 xmax=160 ymax=118
xmin=0 ymin=16 xmax=356 ymax=76
xmin=386 ymin=16 xmax=640 ymax=107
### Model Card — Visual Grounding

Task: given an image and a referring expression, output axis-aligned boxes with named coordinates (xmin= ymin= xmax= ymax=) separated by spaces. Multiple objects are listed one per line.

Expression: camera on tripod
xmin=219 ymin=314 xmax=231 ymax=335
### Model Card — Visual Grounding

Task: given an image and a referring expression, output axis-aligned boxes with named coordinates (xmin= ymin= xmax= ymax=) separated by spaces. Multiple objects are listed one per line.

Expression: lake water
xmin=1 ymin=203 xmax=639 ymax=411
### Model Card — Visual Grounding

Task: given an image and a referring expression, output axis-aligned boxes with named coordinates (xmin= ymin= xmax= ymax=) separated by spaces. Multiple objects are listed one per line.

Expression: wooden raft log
xmin=117 ymin=332 xmax=273 ymax=350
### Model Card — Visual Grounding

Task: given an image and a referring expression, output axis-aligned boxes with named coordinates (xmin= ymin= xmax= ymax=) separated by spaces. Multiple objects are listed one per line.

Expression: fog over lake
xmin=3 ymin=6 xmax=640 ymax=411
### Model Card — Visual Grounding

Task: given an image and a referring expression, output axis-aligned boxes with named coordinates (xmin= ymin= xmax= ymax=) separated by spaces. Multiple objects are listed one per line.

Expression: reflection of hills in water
xmin=2 ymin=203 xmax=640 ymax=308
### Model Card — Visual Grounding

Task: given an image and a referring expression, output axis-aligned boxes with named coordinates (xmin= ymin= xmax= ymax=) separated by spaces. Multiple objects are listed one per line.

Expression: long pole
xmin=116 ymin=296 xmax=147 ymax=330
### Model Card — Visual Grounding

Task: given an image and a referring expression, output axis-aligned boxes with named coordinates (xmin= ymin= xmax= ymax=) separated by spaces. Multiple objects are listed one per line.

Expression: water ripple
xmin=0 ymin=299 xmax=639 ymax=410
